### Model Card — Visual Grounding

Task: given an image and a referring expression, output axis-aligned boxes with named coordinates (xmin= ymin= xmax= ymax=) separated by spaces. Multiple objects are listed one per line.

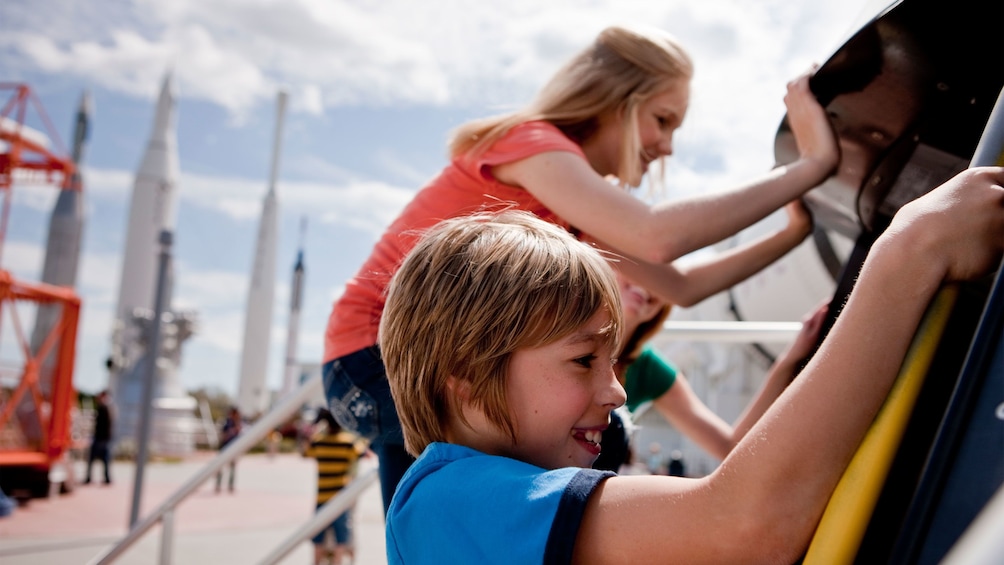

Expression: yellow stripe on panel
xmin=803 ymin=285 xmax=960 ymax=565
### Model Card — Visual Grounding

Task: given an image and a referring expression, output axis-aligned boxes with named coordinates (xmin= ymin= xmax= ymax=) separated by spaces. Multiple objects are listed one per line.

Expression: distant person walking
xmin=215 ymin=406 xmax=242 ymax=493
xmin=306 ymin=408 xmax=367 ymax=565
xmin=84 ymin=390 xmax=113 ymax=485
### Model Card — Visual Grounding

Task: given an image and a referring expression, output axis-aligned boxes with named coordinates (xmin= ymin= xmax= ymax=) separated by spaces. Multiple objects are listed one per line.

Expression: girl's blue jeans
xmin=322 ymin=345 xmax=414 ymax=515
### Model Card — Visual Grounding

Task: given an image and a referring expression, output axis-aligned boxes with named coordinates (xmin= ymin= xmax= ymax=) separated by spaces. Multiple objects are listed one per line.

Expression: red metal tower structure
xmin=0 ymin=83 xmax=82 ymax=498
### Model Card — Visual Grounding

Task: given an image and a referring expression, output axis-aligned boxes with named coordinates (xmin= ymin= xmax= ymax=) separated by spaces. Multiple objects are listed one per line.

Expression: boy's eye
xmin=574 ymin=354 xmax=597 ymax=368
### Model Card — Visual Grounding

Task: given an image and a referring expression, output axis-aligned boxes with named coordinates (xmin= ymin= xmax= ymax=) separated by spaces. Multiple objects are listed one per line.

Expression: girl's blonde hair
xmin=449 ymin=25 xmax=693 ymax=188
xmin=380 ymin=210 xmax=623 ymax=457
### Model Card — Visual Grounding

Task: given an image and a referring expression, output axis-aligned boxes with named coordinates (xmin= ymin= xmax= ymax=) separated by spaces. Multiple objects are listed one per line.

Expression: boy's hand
xmin=886 ymin=167 xmax=1004 ymax=283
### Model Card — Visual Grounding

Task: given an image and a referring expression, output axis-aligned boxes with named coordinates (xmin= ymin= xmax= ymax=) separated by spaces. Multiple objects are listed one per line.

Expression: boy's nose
xmin=600 ymin=368 xmax=627 ymax=409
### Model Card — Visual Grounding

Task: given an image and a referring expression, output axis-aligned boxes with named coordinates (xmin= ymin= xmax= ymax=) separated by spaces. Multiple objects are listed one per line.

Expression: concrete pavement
xmin=0 ymin=451 xmax=387 ymax=564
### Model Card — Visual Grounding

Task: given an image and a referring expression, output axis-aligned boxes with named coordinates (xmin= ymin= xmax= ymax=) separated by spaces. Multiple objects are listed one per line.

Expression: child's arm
xmin=495 ymin=70 xmax=838 ymax=264
xmin=648 ymin=374 xmax=733 ymax=460
xmin=573 ymin=167 xmax=1004 ymax=564
xmin=610 ymin=199 xmax=812 ymax=307
xmin=651 ymin=303 xmax=827 ymax=460
xmin=728 ymin=302 xmax=827 ymax=440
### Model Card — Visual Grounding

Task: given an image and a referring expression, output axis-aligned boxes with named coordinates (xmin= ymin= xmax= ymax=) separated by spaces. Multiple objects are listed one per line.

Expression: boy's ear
xmin=446 ymin=375 xmax=472 ymax=402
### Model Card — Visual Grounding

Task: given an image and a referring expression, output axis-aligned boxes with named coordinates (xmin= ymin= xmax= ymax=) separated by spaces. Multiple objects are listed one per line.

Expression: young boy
xmin=379 ymin=167 xmax=1004 ymax=564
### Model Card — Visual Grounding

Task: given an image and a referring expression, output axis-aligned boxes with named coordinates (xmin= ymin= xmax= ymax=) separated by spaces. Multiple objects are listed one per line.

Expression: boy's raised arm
xmin=574 ymin=167 xmax=1004 ymax=565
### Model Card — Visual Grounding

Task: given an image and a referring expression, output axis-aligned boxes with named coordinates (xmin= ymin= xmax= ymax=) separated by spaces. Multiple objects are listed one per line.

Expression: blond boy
xmin=380 ymin=168 xmax=1004 ymax=564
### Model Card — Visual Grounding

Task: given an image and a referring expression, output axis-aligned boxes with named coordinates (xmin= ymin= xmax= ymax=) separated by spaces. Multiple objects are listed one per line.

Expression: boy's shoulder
xmin=387 ymin=443 xmax=615 ymax=564
xmin=396 ymin=442 xmax=564 ymax=492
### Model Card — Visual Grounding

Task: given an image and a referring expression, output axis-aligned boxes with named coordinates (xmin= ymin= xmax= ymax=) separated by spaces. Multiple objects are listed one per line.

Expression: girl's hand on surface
xmin=784 ymin=67 xmax=840 ymax=177
xmin=783 ymin=198 xmax=813 ymax=240
xmin=789 ymin=302 xmax=829 ymax=361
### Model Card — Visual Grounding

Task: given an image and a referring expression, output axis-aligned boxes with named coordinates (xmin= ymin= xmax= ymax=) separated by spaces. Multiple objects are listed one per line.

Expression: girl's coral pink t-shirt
xmin=324 ymin=121 xmax=586 ymax=361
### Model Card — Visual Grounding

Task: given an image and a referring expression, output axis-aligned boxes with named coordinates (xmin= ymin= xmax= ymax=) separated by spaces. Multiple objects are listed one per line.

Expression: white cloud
xmin=372 ymin=149 xmax=438 ymax=187
xmin=1 ymin=240 xmax=45 ymax=282
xmin=313 ymin=179 xmax=413 ymax=236
xmin=8 ymin=180 xmax=60 ymax=213
xmin=173 ymin=265 xmax=248 ymax=312
xmin=4 ymin=0 xmax=870 ymax=117
xmin=296 ymin=84 xmax=324 ymax=116
xmin=284 ymin=154 xmax=354 ymax=184
xmin=79 ymin=250 xmax=124 ymax=303
xmin=165 ymin=25 xmax=272 ymax=120
xmin=3 ymin=0 xmax=875 ymax=397
xmin=84 ymin=167 xmax=134 ymax=197
xmin=175 ymin=168 xmax=414 ymax=235
xmin=80 ymin=164 xmax=412 ymax=236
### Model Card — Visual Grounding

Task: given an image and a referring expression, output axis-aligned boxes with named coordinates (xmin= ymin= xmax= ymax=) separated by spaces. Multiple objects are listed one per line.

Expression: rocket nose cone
xmin=151 ymin=71 xmax=177 ymax=138
xmin=72 ymin=90 xmax=93 ymax=163
xmin=79 ymin=90 xmax=93 ymax=116
xmin=159 ymin=71 xmax=177 ymax=100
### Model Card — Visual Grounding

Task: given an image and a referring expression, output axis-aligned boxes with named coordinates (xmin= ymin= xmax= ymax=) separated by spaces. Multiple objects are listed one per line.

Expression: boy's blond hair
xmin=380 ymin=211 xmax=623 ymax=457
xmin=449 ymin=25 xmax=693 ymax=188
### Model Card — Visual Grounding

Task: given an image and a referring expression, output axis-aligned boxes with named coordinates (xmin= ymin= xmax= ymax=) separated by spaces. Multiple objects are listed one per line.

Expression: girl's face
xmin=499 ymin=309 xmax=626 ymax=469
xmin=617 ymin=271 xmax=665 ymax=335
xmin=586 ymin=79 xmax=690 ymax=182
xmin=634 ymin=80 xmax=690 ymax=174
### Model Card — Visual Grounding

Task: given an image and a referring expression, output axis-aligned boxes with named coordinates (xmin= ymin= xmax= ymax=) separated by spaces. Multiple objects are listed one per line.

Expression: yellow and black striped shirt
xmin=307 ymin=431 xmax=365 ymax=504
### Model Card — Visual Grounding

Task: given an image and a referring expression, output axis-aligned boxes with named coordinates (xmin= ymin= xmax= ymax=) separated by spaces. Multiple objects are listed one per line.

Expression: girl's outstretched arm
xmin=609 ymin=199 xmax=812 ymax=307
xmin=573 ymin=167 xmax=1004 ymax=565
xmin=496 ymin=71 xmax=838 ymax=264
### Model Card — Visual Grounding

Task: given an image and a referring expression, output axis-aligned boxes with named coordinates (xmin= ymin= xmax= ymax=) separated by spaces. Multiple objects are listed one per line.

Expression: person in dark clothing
xmin=668 ymin=450 xmax=686 ymax=477
xmin=215 ymin=406 xmax=242 ymax=493
xmin=84 ymin=390 xmax=113 ymax=485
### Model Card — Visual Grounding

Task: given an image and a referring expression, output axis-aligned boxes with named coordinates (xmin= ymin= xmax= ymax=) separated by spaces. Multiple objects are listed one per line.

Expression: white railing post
xmin=159 ymin=508 xmax=174 ymax=565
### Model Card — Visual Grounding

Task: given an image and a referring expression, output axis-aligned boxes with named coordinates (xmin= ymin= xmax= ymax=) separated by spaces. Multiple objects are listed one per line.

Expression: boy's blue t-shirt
xmin=386 ymin=442 xmax=615 ymax=564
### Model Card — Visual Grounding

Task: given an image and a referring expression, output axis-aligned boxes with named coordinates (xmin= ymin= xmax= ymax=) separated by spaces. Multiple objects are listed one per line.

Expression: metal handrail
xmin=660 ymin=320 xmax=802 ymax=343
xmin=87 ymin=373 xmax=324 ymax=565
xmin=259 ymin=467 xmax=380 ymax=565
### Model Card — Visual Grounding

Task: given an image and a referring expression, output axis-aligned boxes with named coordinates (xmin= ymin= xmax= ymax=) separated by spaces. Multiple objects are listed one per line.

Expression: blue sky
xmin=0 ymin=0 xmax=872 ymax=397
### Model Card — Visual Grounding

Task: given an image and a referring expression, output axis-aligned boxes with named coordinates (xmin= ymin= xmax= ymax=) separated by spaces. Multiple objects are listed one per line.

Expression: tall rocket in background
xmin=108 ymin=72 xmax=198 ymax=455
xmin=16 ymin=91 xmax=91 ymax=444
xmin=110 ymin=73 xmax=179 ymax=357
xmin=235 ymin=90 xmax=288 ymax=417
xmin=281 ymin=217 xmax=306 ymax=397
xmin=31 ymin=90 xmax=89 ymax=378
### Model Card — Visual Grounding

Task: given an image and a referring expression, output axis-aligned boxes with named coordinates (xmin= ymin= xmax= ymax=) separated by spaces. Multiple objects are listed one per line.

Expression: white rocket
xmin=281 ymin=217 xmax=306 ymax=397
xmin=111 ymin=72 xmax=180 ymax=369
xmin=235 ymin=90 xmax=288 ymax=417
xmin=107 ymin=71 xmax=200 ymax=456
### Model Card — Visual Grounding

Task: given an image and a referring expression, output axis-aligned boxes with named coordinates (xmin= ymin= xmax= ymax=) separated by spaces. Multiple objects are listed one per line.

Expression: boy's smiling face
xmin=499 ymin=309 xmax=626 ymax=469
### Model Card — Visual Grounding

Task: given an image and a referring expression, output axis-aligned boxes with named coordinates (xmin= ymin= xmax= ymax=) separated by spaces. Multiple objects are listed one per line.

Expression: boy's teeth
xmin=573 ymin=430 xmax=603 ymax=445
